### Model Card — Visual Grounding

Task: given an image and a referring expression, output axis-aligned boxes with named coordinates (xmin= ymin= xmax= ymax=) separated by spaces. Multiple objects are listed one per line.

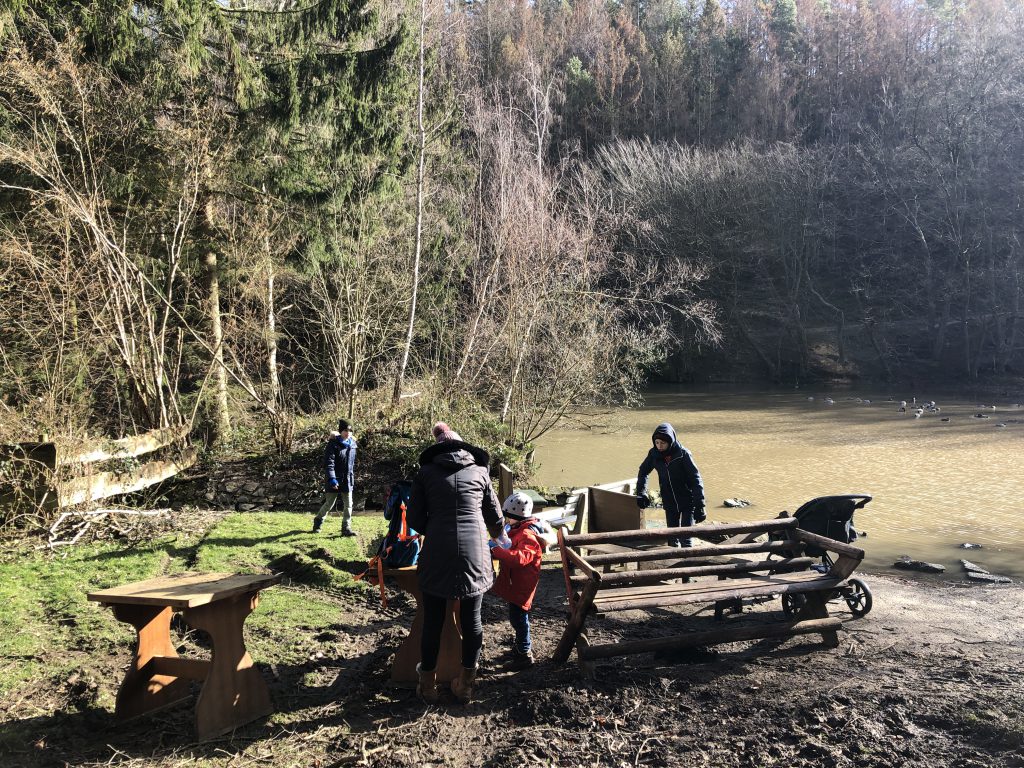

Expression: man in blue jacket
xmin=636 ymin=422 xmax=705 ymax=547
xmin=313 ymin=419 xmax=358 ymax=536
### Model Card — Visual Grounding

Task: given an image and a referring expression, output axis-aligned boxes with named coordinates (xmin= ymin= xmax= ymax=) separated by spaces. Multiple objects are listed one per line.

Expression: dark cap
xmin=338 ymin=419 xmax=351 ymax=433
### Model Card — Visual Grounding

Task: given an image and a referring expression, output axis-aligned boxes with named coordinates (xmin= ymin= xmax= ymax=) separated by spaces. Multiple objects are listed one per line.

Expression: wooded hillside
xmin=1 ymin=0 xmax=1021 ymax=448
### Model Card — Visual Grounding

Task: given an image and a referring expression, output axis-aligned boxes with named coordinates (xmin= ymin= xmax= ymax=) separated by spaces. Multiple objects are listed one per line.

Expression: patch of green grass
xmin=0 ymin=511 xmax=387 ymax=700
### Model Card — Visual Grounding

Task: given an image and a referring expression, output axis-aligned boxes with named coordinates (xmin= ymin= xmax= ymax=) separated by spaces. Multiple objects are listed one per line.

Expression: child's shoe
xmin=508 ymin=649 xmax=535 ymax=670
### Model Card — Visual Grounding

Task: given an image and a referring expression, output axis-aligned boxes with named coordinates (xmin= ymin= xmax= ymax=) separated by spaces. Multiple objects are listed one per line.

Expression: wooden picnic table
xmin=88 ymin=572 xmax=281 ymax=740
xmin=371 ymin=566 xmax=464 ymax=686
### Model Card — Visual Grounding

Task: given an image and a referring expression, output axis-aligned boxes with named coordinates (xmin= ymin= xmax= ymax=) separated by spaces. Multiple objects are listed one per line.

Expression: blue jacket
xmin=324 ymin=434 xmax=357 ymax=492
xmin=636 ymin=422 xmax=704 ymax=515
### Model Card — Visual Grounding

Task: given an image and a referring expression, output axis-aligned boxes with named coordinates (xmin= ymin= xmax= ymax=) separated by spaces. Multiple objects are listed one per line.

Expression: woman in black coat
xmin=406 ymin=423 xmax=503 ymax=704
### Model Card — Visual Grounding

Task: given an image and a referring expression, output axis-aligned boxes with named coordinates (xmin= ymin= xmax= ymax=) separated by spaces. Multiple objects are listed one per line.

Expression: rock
xmin=959 ymin=542 xmax=983 ymax=549
xmin=966 ymin=572 xmax=1012 ymax=584
xmin=723 ymin=498 xmax=752 ymax=508
xmin=237 ymin=503 xmax=256 ymax=511
xmin=893 ymin=558 xmax=945 ymax=573
xmin=960 ymin=559 xmax=989 ymax=574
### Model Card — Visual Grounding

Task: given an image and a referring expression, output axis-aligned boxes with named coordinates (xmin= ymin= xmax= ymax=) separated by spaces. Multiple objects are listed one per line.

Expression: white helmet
xmin=501 ymin=492 xmax=534 ymax=520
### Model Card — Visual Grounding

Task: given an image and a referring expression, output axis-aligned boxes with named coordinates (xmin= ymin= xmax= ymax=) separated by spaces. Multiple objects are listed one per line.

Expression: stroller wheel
xmin=781 ymin=593 xmax=806 ymax=618
xmin=844 ymin=577 xmax=873 ymax=617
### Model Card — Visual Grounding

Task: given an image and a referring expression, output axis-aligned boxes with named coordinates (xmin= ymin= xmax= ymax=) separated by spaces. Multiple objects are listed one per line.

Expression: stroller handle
xmin=803 ymin=493 xmax=873 ymax=509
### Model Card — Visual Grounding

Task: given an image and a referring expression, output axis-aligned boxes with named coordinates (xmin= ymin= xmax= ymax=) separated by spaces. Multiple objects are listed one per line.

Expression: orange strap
xmin=354 ymin=555 xmax=389 ymax=608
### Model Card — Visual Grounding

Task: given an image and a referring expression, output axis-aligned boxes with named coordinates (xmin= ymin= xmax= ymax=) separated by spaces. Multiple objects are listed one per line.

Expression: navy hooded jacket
xmin=324 ymin=433 xmax=357 ymax=492
xmin=636 ymin=422 xmax=705 ymax=515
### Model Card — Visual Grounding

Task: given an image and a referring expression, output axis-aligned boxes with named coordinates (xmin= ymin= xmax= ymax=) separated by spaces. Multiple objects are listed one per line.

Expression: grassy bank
xmin=0 ymin=510 xmax=386 ymax=763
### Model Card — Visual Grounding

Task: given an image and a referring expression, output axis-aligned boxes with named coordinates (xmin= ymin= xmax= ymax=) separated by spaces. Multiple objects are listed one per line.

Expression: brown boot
xmin=450 ymin=665 xmax=478 ymax=704
xmin=415 ymin=663 xmax=438 ymax=704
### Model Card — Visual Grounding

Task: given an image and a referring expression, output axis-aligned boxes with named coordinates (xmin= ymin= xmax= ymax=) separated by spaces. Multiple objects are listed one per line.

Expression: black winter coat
xmin=636 ymin=422 xmax=705 ymax=515
xmin=407 ymin=440 xmax=503 ymax=600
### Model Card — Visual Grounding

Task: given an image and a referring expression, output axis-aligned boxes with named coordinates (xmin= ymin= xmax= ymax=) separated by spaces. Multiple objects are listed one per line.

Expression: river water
xmin=532 ymin=387 xmax=1024 ymax=578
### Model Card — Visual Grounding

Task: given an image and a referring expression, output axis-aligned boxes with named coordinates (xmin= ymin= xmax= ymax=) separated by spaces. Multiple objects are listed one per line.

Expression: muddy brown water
xmin=533 ymin=387 xmax=1024 ymax=578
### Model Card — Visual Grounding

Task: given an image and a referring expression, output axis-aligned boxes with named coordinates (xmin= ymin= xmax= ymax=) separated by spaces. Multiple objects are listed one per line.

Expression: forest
xmin=1 ymin=0 xmax=1022 ymax=452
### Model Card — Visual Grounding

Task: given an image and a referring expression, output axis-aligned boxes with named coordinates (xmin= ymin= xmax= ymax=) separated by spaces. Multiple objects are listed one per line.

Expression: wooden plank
xmin=588 ymin=487 xmax=644 ymax=534
xmin=565 ymin=546 xmax=602 ymax=581
xmin=589 ymin=569 xmax=832 ymax=602
xmin=583 ymin=540 xmax=802 ymax=567
xmin=594 ymin=575 xmax=845 ymax=612
xmin=498 ymin=463 xmax=513 ymax=504
xmin=89 ymin=572 xmax=281 ymax=608
xmin=60 ymin=447 xmax=198 ymax=507
xmin=579 ymin=618 xmax=843 ymax=659
xmin=558 ymin=527 xmax=576 ymax=609
xmin=565 ymin=517 xmax=798 ymax=547
xmin=147 ymin=656 xmax=210 ymax=680
xmin=792 ymin=528 xmax=865 ymax=559
xmin=60 ymin=425 xmax=190 ymax=466
xmin=552 ymin=577 xmax=600 ymax=665
xmin=569 ymin=557 xmax=816 ymax=586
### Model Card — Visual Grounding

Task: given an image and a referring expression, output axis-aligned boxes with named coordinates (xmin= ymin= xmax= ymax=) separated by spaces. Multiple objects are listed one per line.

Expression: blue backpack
xmin=378 ymin=480 xmax=420 ymax=568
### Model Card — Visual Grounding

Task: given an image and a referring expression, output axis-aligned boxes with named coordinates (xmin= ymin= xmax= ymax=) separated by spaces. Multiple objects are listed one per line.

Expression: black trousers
xmin=420 ymin=592 xmax=484 ymax=671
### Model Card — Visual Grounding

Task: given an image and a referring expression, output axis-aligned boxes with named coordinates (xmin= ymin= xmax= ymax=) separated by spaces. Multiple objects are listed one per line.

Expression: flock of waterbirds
xmin=805 ymin=395 xmax=1024 ymax=427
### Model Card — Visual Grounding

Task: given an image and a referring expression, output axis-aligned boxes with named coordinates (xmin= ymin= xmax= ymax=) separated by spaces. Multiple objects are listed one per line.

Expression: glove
xmin=636 ymin=494 xmax=650 ymax=509
xmin=328 ymin=478 xmax=339 ymax=490
xmin=694 ymin=506 xmax=707 ymax=524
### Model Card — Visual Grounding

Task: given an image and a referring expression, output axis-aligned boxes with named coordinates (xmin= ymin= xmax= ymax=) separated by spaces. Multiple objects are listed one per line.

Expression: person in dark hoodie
xmin=313 ymin=419 xmax=357 ymax=536
xmin=406 ymin=422 xmax=504 ymax=705
xmin=636 ymin=422 xmax=705 ymax=547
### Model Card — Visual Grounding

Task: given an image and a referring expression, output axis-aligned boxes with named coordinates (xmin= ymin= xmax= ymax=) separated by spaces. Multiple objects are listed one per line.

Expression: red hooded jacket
xmin=489 ymin=518 xmax=544 ymax=610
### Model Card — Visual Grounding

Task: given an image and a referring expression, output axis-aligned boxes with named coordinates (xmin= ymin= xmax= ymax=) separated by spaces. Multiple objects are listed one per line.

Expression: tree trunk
xmin=204 ymin=250 xmax=231 ymax=442
xmin=393 ymin=0 xmax=427 ymax=407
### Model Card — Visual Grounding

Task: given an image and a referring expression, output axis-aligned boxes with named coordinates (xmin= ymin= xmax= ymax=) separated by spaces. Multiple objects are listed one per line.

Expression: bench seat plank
xmin=588 ymin=572 xmax=846 ymax=613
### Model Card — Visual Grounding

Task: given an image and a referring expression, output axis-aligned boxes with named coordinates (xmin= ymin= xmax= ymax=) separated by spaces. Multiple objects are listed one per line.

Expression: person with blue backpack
xmin=312 ymin=419 xmax=357 ymax=536
xmin=406 ymin=422 xmax=504 ymax=705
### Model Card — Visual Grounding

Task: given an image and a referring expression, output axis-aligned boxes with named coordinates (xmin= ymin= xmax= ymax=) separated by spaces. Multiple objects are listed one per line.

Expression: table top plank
xmin=88 ymin=572 xmax=282 ymax=608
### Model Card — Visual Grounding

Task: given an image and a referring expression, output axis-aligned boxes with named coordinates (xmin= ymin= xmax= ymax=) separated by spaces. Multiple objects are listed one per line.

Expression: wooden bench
xmin=552 ymin=518 xmax=865 ymax=670
xmin=88 ymin=572 xmax=280 ymax=740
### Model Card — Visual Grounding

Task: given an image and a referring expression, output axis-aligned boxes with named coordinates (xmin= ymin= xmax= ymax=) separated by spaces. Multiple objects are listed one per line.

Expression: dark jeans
xmin=666 ymin=508 xmax=695 ymax=547
xmin=420 ymin=592 xmax=483 ymax=672
xmin=509 ymin=603 xmax=531 ymax=654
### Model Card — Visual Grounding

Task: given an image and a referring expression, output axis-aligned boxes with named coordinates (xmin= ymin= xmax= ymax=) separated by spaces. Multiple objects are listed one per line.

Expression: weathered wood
xmin=588 ymin=487 xmax=644 ymax=534
xmin=579 ymin=618 xmax=843 ymax=660
xmin=552 ymin=577 xmax=600 ymax=665
xmin=89 ymin=572 xmax=281 ymax=609
xmin=498 ymin=463 xmax=514 ymax=506
xmin=60 ymin=425 xmax=190 ymax=466
xmin=828 ymin=553 xmax=862 ymax=580
xmin=584 ymin=540 xmax=802 ymax=567
xmin=61 ymin=446 xmax=198 ymax=507
xmin=569 ymin=557 xmax=816 ymax=586
xmin=558 ymin=527 xmax=576 ymax=609
xmin=564 ymin=517 xmax=798 ymax=547
xmin=564 ymin=546 xmax=602 ymax=581
xmin=110 ymin=604 xmax=193 ymax=720
xmin=592 ymin=574 xmax=846 ymax=613
xmin=792 ymin=528 xmax=865 ymax=559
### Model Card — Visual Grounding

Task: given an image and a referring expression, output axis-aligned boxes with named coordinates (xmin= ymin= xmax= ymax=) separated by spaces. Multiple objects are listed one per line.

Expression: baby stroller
xmin=780 ymin=494 xmax=874 ymax=618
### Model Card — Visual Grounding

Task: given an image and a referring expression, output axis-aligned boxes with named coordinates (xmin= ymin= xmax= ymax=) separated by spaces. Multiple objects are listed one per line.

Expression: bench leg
xmin=576 ymin=633 xmax=596 ymax=681
xmin=552 ymin=579 xmax=599 ymax=665
xmin=183 ymin=592 xmax=274 ymax=741
xmin=111 ymin=604 xmax=193 ymax=721
xmin=797 ymin=592 xmax=839 ymax=647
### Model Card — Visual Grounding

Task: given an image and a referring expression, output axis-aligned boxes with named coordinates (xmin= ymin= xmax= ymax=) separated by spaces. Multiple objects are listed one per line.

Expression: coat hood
xmin=652 ymin=422 xmax=678 ymax=449
xmin=418 ymin=439 xmax=490 ymax=469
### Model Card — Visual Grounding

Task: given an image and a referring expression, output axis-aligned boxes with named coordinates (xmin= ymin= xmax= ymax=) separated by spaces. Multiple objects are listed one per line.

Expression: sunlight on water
xmin=533 ymin=387 xmax=1024 ymax=577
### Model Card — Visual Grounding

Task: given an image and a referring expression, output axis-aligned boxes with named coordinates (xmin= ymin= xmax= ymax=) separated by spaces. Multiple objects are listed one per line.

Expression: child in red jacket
xmin=490 ymin=492 xmax=546 ymax=669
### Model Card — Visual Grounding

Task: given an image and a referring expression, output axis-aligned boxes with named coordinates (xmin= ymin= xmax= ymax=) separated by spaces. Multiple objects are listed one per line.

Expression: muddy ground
xmin=6 ymin=561 xmax=1024 ymax=768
